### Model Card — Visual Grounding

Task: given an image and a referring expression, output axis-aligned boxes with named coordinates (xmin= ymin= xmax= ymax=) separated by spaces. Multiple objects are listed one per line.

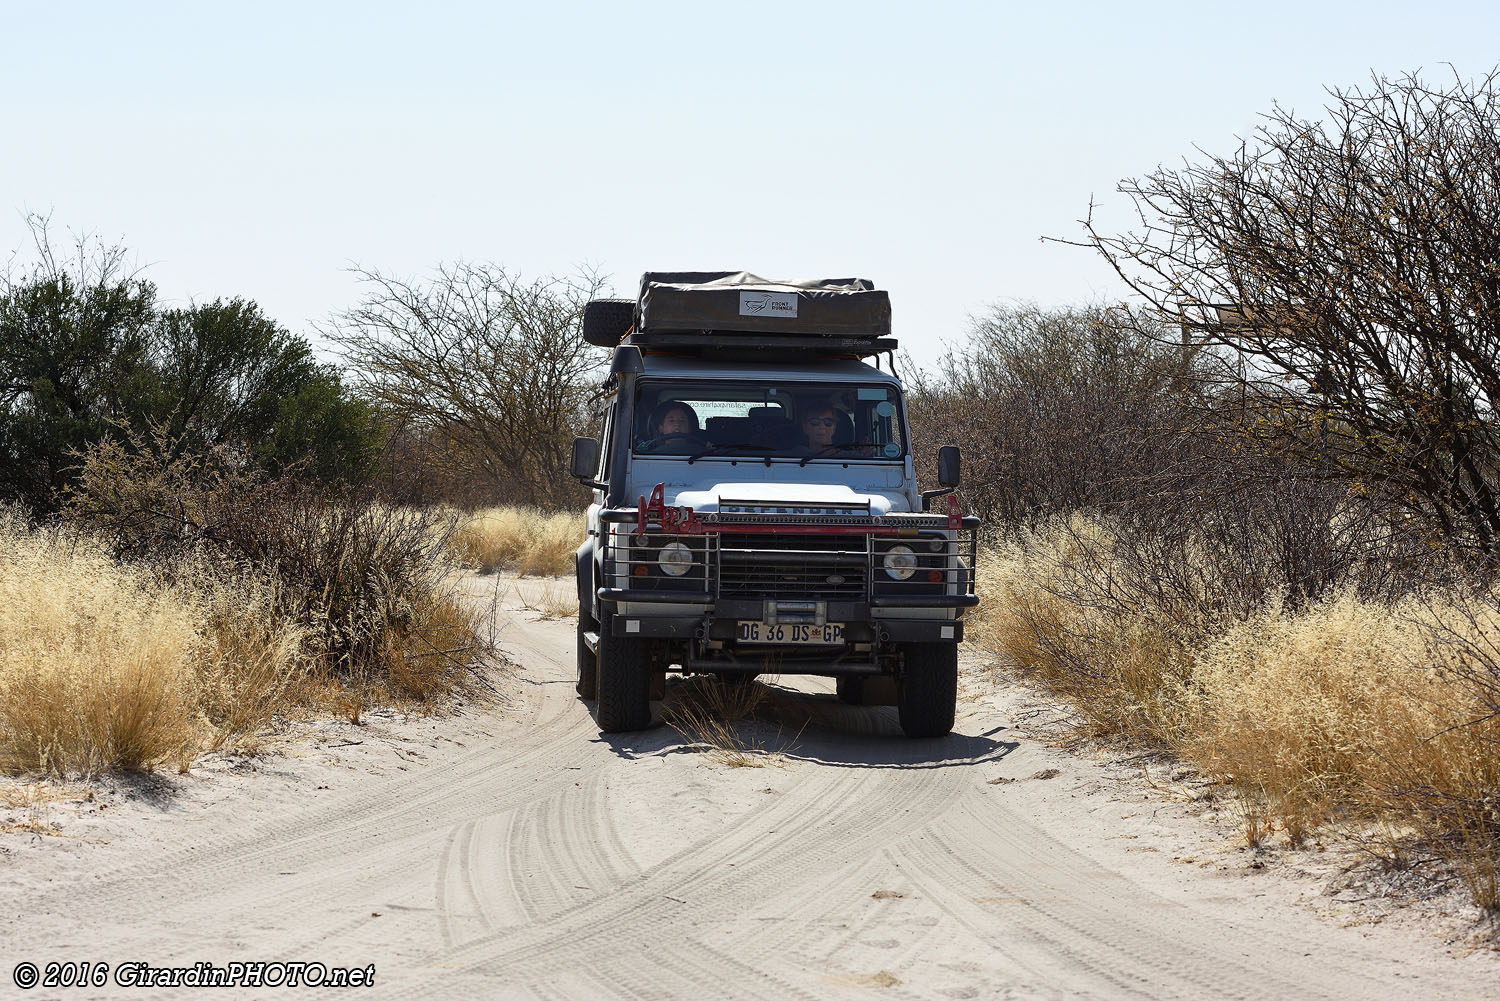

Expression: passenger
xmin=644 ymin=400 xmax=703 ymax=452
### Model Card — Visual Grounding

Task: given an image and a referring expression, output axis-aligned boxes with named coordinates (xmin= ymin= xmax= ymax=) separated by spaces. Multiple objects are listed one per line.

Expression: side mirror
xmin=922 ymin=445 xmax=961 ymax=511
xmin=570 ymin=437 xmax=601 ymax=481
xmin=937 ymin=445 xmax=961 ymax=487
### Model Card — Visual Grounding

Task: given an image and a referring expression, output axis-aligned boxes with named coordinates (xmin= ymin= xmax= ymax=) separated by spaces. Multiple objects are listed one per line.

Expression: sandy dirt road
xmin=3 ymin=579 xmax=1498 ymax=1000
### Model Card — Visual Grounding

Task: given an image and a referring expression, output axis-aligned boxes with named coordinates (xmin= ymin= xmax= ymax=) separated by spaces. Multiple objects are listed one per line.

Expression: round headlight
xmin=883 ymin=545 xmax=917 ymax=581
xmin=658 ymin=541 xmax=693 ymax=577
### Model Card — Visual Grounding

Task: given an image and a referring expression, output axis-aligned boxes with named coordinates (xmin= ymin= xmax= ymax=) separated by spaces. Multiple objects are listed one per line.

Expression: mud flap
xmin=862 ymin=676 xmax=898 ymax=706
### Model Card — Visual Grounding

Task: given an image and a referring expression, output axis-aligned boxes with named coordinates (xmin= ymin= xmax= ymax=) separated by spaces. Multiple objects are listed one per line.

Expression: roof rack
xmin=625 ymin=330 xmax=897 ymax=359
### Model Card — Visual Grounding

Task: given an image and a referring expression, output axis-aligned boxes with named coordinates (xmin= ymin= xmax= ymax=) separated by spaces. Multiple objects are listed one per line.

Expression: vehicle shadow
xmin=590 ymin=681 xmax=1018 ymax=771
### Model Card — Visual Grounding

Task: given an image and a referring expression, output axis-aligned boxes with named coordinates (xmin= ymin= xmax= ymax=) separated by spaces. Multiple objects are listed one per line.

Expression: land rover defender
xmin=570 ymin=272 xmax=978 ymax=737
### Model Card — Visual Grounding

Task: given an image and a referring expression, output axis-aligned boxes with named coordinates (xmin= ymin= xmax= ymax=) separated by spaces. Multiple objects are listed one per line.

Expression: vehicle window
xmin=596 ymin=407 xmax=613 ymax=481
xmin=633 ymin=380 xmax=906 ymax=459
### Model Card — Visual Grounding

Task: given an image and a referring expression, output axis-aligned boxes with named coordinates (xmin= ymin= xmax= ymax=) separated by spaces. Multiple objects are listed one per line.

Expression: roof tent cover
xmin=637 ymin=272 xmax=891 ymax=337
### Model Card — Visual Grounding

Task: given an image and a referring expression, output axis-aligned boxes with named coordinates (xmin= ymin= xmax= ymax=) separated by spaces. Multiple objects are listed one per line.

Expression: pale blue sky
xmin=4 ymin=1 xmax=1497 ymax=369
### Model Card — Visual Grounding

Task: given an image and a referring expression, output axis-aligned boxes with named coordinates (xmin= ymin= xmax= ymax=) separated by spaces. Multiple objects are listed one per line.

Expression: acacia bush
xmin=0 ymin=219 xmax=382 ymax=513
xmin=936 ymin=308 xmax=1488 ymax=898
xmin=923 ymin=69 xmax=1500 ymax=905
xmin=910 ymin=300 xmax=1427 ymax=609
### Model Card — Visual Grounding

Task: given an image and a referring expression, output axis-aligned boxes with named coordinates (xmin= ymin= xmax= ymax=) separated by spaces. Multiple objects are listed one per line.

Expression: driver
xmin=643 ymin=400 xmax=703 ymax=452
xmin=799 ymin=400 xmax=840 ymax=452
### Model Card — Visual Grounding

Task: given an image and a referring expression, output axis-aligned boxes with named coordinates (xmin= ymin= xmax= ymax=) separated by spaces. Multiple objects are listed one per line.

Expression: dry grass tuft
xmin=0 ymin=780 xmax=81 ymax=835
xmin=189 ymin=569 xmax=308 ymax=750
xmin=1189 ymin=592 xmax=1431 ymax=844
xmin=972 ymin=516 xmax=1200 ymax=748
xmin=378 ymin=585 xmax=496 ymax=704
xmin=0 ymin=525 xmax=202 ymax=774
xmin=513 ymin=578 xmax=579 ymax=619
xmin=662 ymin=676 xmax=780 ymax=768
xmin=450 ymin=506 xmax=582 ymax=576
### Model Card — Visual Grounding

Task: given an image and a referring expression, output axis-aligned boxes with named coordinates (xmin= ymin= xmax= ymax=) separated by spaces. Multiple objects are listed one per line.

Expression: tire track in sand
xmin=427 ymin=740 xmax=977 ymax=990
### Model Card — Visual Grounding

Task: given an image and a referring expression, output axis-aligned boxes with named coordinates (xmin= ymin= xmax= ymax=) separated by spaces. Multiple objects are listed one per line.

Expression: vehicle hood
xmin=669 ymin=481 xmax=909 ymax=516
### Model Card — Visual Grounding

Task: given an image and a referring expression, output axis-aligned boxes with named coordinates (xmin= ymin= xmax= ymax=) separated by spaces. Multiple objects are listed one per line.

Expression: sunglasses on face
xmin=803 ymin=418 xmax=837 ymax=428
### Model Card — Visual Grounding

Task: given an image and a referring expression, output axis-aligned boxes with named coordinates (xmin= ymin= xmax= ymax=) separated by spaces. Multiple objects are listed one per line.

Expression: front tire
xmin=596 ymin=607 xmax=652 ymax=732
xmin=896 ymin=643 xmax=957 ymax=737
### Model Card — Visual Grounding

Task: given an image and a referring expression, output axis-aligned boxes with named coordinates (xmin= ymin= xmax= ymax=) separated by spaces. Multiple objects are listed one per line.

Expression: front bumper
xmin=594 ymin=504 xmax=979 ymax=664
xmin=603 ymin=607 xmax=964 ymax=644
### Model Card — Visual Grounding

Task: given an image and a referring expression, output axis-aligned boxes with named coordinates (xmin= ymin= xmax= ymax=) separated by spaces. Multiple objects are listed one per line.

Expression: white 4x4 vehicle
xmin=570 ymin=273 xmax=977 ymax=737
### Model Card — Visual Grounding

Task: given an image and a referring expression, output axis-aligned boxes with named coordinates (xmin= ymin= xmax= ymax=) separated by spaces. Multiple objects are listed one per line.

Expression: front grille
xmin=716 ymin=533 xmax=869 ymax=599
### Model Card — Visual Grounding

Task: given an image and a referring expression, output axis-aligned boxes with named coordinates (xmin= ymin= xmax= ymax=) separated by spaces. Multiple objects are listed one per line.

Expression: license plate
xmin=737 ymin=621 xmax=844 ymax=646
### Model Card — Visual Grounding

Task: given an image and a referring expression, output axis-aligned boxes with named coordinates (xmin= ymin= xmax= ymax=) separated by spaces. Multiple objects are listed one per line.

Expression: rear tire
xmin=835 ymin=676 xmax=865 ymax=705
xmin=576 ymin=604 xmax=597 ymax=700
xmin=596 ymin=607 xmax=652 ymax=732
xmin=896 ymin=643 xmax=957 ymax=737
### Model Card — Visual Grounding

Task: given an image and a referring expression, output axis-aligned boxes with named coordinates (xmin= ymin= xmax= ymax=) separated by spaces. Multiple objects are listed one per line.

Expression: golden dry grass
xmin=378 ymin=586 xmax=495 ymax=704
xmin=0 ymin=525 xmax=203 ymax=774
xmin=185 ymin=568 xmax=308 ymax=751
xmin=450 ymin=506 xmax=583 ymax=576
xmin=1189 ymin=592 xmax=1429 ymax=843
xmin=0 ymin=780 xmax=79 ymax=835
xmin=973 ymin=516 xmax=1199 ymax=747
xmin=0 ymin=512 xmax=492 ymax=775
xmin=976 ymin=514 xmax=1500 ymax=909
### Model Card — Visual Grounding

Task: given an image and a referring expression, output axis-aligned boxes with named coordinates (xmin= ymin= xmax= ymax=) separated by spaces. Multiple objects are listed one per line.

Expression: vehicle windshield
xmin=633 ymin=380 xmax=907 ymax=460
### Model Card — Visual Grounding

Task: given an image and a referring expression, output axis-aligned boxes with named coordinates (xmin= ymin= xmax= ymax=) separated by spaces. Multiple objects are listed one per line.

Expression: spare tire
xmin=583 ymin=298 xmax=637 ymax=347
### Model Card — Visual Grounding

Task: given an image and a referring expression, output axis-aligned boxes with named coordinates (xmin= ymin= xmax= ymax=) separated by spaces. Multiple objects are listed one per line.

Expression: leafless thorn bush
xmin=1069 ymin=66 xmax=1500 ymax=564
xmin=326 ymin=262 xmax=607 ymax=509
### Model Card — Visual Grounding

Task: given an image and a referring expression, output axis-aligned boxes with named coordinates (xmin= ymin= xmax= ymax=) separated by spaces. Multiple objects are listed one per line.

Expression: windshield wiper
xmin=799 ymin=441 xmax=883 ymax=466
xmin=686 ymin=442 xmax=778 ymax=463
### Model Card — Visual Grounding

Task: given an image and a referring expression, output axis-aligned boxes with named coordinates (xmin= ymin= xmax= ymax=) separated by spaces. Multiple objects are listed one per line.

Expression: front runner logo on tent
xmin=739 ymin=291 xmax=798 ymax=317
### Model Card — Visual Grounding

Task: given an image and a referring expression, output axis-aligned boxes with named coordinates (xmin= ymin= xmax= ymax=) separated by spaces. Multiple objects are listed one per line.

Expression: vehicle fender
xmin=575 ymin=539 xmax=596 ymax=623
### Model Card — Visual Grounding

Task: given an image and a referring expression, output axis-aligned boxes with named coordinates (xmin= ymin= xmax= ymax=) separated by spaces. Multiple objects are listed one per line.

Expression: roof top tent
xmin=582 ymin=272 xmax=896 ymax=358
